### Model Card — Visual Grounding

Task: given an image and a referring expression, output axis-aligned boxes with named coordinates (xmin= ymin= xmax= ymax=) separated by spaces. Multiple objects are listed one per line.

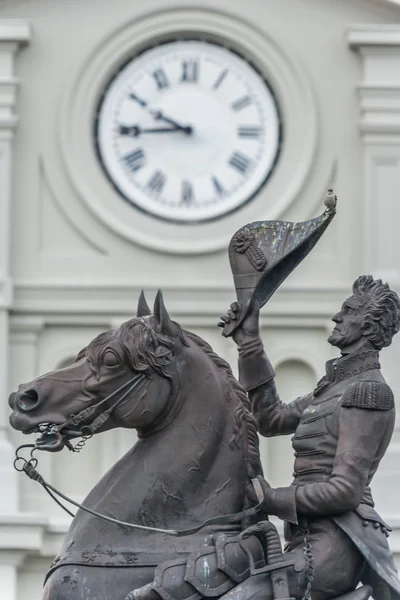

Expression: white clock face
xmin=95 ymin=39 xmax=282 ymax=223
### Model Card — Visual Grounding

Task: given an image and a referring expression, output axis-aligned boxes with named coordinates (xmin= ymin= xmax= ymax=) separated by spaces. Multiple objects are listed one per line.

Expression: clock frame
xmin=93 ymin=38 xmax=283 ymax=224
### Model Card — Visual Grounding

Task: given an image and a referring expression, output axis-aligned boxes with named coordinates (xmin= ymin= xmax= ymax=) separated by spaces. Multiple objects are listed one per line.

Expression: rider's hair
xmin=353 ymin=275 xmax=400 ymax=349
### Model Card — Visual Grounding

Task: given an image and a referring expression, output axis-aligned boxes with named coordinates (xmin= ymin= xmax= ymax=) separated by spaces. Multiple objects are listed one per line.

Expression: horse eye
xmin=103 ymin=351 xmax=119 ymax=367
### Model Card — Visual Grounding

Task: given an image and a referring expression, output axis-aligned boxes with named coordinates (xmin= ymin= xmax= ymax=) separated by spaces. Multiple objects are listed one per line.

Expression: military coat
xmin=238 ymin=340 xmax=400 ymax=600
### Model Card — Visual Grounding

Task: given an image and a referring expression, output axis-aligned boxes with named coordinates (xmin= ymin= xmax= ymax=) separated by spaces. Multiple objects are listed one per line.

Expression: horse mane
xmin=183 ymin=330 xmax=263 ymax=488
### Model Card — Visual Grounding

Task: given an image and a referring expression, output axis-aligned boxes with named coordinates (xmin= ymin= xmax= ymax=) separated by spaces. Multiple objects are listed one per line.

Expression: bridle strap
xmin=63 ymin=373 xmax=146 ymax=435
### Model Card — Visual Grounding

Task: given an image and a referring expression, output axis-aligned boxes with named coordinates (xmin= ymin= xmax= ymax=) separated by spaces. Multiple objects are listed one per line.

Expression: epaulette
xmin=341 ymin=381 xmax=394 ymax=410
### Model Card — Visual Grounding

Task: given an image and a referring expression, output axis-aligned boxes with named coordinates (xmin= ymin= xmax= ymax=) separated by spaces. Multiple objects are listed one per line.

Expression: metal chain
xmin=72 ymin=434 xmax=93 ymax=453
xmin=301 ymin=521 xmax=314 ymax=600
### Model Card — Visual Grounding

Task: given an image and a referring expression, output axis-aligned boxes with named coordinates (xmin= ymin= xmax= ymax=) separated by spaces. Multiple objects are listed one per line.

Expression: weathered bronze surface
xmin=8 ymin=193 xmax=400 ymax=600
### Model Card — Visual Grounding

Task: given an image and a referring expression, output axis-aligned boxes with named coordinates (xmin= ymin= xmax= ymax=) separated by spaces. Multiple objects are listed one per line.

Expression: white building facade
xmin=1 ymin=0 xmax=400 ymax=598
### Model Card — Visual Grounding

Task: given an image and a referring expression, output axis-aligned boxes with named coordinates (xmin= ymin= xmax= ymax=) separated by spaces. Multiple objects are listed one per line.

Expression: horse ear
xmin=137 ymin=290 xmax=151 ymax=317
xmin=153 ymin=289 xmax=176 ymax=337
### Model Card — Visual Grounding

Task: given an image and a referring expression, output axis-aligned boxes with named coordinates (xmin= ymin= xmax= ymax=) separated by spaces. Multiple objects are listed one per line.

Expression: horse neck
xmin=90 ymin=339 xmax=248 ymax=527
xmin=143 ymin=339 xmax=247 ymax=503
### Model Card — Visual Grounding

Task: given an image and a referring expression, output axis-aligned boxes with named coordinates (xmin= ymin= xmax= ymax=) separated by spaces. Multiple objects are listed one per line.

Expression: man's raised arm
xmin=219 ymin=302 xmax=313 ymax=437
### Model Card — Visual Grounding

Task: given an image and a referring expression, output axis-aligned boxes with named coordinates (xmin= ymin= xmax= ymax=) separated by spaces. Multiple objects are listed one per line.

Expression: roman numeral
xmin=123 ymin=148 xmax=146 ymax=172
xmin=231 ymin=95 xmax=252 ymax=111
xmin=146 ymin=170 xmax=166 ymax=195
xmin=213 ymin=68 xmax=228 ymax=90
xmin=153 ymin=68 xmax=169 ymax=90
xmin=181 ymin=180 xmax=194 ymax=204
xmin=238 ymin=126 xmax=261 ymax=138
xmin=129 ymin=92 xmax=147 ymax=107
xmin=229 ymin=151 xmax=251 ymax=174
xmin=212 ymin=176 xmax=224 ymax=196
xmin=181 ymin=60 xmax=198 ymax=83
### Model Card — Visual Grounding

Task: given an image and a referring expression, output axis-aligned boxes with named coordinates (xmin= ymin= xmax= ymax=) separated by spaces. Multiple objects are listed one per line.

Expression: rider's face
xmin=328 ymin=295 xmax=367 ymax=352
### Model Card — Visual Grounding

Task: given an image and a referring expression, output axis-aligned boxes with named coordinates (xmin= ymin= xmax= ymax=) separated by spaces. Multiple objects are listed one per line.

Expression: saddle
xmin=126 ymin=521 xmax=372 ymax=600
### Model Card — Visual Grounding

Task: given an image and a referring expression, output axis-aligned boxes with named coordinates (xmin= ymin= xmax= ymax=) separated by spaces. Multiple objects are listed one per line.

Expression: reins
xmin=14 ymin=445 xmax=264 ymax=536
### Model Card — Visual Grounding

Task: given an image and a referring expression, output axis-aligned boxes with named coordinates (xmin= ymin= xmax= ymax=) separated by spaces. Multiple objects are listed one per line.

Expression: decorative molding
xmin=348 ymin=24 xmax=400 ymax=48
xmin=0 ymin=515 xmax=47 ymax=552
xmin=11 ymin=281 xmax=350 ymax=321
xmin=348 ymin=25 xmax=400 ymax=136
xmin=9 ymin=316 xmax=45 ymax=335
xmin=0 ymin=21 xmax=31 ymax=43
xmin=57 ymin=7 xmax=318 ymax=254
xmin=0 ymin=21 xmax=31 ymax=131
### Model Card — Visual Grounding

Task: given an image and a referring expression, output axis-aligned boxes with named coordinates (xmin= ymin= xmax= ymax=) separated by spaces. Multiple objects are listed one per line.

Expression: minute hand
xmin=150 ymin=110 xmax=192 ymax=134
xmin=119 ymin=125 xmax=188 ymax=137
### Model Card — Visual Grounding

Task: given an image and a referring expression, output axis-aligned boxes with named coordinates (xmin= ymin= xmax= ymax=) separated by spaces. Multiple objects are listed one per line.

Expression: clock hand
xmin=149 ymin=110 xmax=193 ymax=135
xmin=119 ymin=125 xmax=189 ymax=137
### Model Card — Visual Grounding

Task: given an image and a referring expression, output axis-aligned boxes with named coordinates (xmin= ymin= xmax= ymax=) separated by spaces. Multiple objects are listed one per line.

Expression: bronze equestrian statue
xmin=8 ymin=195 xmax=400 ymax=600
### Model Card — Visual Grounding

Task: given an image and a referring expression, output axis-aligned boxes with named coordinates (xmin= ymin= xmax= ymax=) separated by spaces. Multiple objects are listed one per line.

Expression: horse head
xmin=9 ymin=291 xmax=188 ymax=452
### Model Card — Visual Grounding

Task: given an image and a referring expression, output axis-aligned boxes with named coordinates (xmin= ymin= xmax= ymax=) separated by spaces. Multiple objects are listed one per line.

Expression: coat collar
xmin=325 ymin=349 xmax=380 ymax=383
xmin=314 ymin=349 xmax=380 ymax=397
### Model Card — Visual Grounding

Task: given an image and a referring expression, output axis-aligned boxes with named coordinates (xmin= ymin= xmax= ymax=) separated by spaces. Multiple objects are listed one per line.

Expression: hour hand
xmin=149 ymin=110 xmax=192 ymax=135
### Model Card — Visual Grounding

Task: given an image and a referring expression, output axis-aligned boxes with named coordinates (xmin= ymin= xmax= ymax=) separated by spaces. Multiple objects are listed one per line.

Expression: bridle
xmin=14 ymin=370 xmax=264 ymax=536
xmin=60 ymin=372 xmax=147 ymax=442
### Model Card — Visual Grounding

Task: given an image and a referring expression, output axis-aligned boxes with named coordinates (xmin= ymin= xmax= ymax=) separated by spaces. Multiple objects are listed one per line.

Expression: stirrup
xmin=239 ymin=521 xmax=295 ymax=600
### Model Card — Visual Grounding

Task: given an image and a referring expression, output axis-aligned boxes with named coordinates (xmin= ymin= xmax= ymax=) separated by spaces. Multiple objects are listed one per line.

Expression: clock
xmin=94 ymin=39 xmax=282 ymax=224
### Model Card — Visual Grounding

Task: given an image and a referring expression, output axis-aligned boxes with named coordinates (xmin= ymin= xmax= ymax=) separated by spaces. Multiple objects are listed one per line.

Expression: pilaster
xmin=348 ymin=24 xmax=400 ymax=526
xmin=0 ymin=20 xmax=31 ymax=520
xmin=348 ymin=25 xmax=400 ymax=286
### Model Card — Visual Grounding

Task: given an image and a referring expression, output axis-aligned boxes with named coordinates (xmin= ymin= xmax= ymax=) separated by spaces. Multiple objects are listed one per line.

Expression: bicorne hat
xmin=223 ymin=191 xmax=337 ymax=337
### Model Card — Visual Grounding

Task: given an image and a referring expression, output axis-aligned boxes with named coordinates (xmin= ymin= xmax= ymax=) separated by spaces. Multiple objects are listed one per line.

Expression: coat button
xmin=294 ymin=452 xmax=298 ymax=457
xmin=363 ymin=521 xmax=369 ymax=527
xmin=373 ymin=522 xmax=380 ymax=529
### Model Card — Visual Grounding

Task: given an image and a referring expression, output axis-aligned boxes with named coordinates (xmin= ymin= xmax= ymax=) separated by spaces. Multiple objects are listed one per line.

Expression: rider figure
xmin=221 ymin=275 xmax=400 ymax=600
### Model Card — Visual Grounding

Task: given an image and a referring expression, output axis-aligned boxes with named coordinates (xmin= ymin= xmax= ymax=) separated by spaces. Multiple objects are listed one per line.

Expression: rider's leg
xmin=286 ymin=519 xmax=364 ymax=600
xmin=220 ymin=518 xmax=364 ymax=600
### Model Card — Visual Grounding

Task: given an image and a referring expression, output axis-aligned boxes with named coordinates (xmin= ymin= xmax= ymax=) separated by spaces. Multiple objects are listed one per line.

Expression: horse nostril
xmin=17 ymin=389 xmax=40 ymax=412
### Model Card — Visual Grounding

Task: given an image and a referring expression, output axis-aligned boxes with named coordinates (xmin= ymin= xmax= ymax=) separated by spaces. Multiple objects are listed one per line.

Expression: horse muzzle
xmin=9 ymin=388 xmax=42 ymax=431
